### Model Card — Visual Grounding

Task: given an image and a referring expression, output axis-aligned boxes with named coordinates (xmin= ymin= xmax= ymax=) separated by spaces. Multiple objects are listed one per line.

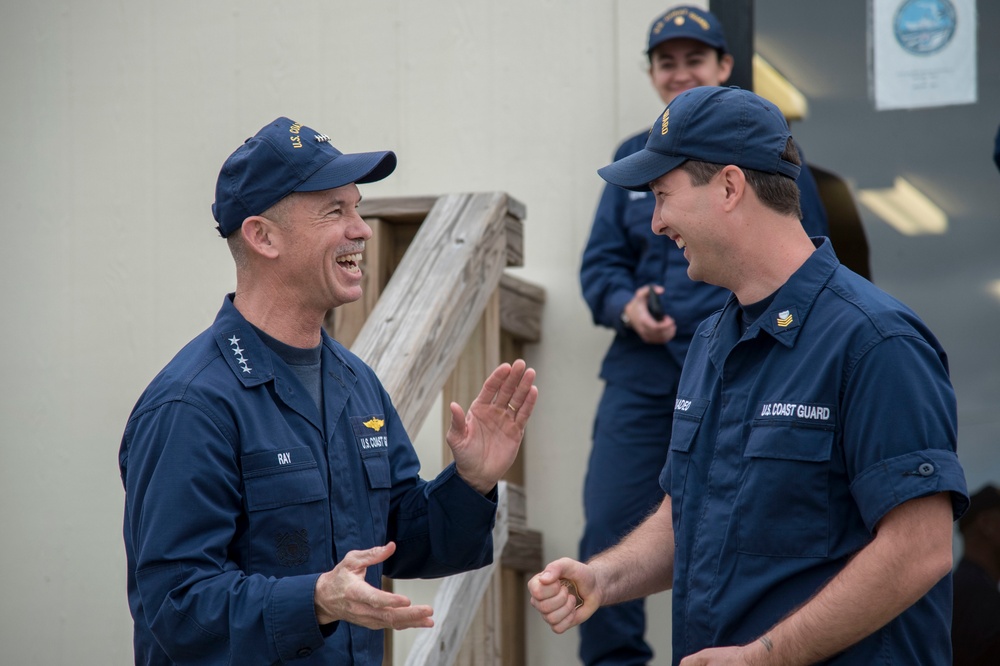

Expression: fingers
xmin=343 ymin=541 xmax=397 ymax=570
xmin=528 ymin=560 xmax=589 ymax=634
xmin=513 ymin=384 xmax=539 ymax=428
xmin=446 ymin=401 xmax=467 ymax=441
xmin=490 ymin=359 xmax=537 ymax=413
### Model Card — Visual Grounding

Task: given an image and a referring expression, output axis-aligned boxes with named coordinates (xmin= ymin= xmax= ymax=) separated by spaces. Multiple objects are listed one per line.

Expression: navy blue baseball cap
xmin=598 ymin=86 xmax=801 ymax=192
xmin=212 ymin=117 xmax=397 ymax=237
xmin=647 ymin=5 xmax=728 ymax=55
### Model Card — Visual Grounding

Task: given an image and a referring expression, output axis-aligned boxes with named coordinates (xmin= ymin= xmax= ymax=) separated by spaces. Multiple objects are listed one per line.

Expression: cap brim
xmin=296 ymin=150 xmax=397 ymax=192
xmin=597 ymin=149 xmax=686 ymax=192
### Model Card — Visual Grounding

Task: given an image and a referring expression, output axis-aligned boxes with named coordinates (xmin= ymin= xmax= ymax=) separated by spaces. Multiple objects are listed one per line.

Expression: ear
xmin=718 ymin=165 xmax=746 ymax=212
xmin=239 ymin=216 xmax=281 ymax=259
xmin=717 ymin=53 xmax=735 ymax=85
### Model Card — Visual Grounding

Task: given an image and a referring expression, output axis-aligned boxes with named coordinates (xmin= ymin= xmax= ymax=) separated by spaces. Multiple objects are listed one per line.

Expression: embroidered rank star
xmin=228 ymin=335 xmax=253 ymax=373
xmin=776 ymin=310 xmax=794 ymax=327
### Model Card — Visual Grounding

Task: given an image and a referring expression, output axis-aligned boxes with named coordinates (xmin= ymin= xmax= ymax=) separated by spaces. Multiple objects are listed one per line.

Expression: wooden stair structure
xmin=325 ymin=192 xmax=545 ymax=665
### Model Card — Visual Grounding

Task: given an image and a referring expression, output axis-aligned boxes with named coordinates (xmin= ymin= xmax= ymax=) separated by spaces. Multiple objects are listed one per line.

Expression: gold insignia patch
xmin=661 ymin=109 xmax=670 ymax=135
xmin=363 ymin=417 xmax=385 ymax=432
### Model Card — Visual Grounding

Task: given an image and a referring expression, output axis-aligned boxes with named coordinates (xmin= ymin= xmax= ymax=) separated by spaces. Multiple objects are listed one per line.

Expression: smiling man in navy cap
xmin=577 ymin=7 xmax=829 ymax=664
xmin=531 ymin=87 xmax=968 ymax=665
xmin=120 ymin=117 xmax=538 ymax=665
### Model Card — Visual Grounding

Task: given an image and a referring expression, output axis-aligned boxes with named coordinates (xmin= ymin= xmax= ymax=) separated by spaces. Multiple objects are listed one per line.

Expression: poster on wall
xmin=869 ymin=0 xmax=977 ymax=110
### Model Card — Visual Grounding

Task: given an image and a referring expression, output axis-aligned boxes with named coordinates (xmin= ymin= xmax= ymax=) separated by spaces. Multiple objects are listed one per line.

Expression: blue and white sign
xmin=871 ymin=0 xmax=976 ymax=110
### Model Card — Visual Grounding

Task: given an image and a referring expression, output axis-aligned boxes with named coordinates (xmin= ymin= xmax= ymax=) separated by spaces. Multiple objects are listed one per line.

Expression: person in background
xmin=534 ymin=85 xmax=967 ymax=665
xmin=577 ymin=7 xmax=829 ymax=664
xmin=119 ymin=117 xmax=539 ymax=665
xmin=953 ymin=484 xmax=1000 ymax=666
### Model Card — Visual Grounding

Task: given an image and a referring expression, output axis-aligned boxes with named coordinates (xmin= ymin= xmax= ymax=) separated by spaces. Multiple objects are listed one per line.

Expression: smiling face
xmin=648 ymin=38 xmax=734 ymax=106
xmin=270 ymin=183 xmax=372 ymax=313
xmin=650 ymin=167 xmax=729 ymax=285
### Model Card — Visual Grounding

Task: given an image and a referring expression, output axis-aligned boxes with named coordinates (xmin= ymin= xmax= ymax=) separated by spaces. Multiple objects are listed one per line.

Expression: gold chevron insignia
xmin=363 ymin=417 xmax=385 ymax=432
xmin=776 ymin=310 xmax=793 ymax=327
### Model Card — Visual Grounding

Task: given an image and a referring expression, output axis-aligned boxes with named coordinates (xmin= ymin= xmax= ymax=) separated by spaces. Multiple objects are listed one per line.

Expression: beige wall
xmin=0 ymin=1 xmax=701 ymax=663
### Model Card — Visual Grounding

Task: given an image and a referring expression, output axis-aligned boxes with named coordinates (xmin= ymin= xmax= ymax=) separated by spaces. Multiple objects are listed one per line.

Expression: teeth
xmin=676 ymin=238 xmax=686 ymax=249
xmin=337 ymin=253 xmax=362 ymax=264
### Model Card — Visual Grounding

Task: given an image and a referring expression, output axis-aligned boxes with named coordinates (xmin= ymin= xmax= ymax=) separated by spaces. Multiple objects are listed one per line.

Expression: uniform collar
xmin=705 ymin=238 xmax=840 ymax=360
xmin=212 ymin=295 xmax=274 ymax=386
xmin=211 ymin=294 xmax=356 ymax=387
xmin=754 ymin=238 xmax=839 ymax=348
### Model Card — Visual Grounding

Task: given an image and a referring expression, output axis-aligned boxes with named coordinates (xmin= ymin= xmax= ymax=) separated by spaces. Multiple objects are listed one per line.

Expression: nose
xmin=348 ymin=211 xmax=373 ymax=241
xmin=651 ymin=199 xmax=666 ymax=235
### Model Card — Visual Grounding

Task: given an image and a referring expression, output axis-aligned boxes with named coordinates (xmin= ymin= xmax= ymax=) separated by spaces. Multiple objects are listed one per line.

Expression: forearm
xmin=590 ymin=496 xmax=674 ymax=606
xmin=750 ymin=493 xmax=954 ymax=665
xmin=386 ymin=463 xmax=497 ymax=578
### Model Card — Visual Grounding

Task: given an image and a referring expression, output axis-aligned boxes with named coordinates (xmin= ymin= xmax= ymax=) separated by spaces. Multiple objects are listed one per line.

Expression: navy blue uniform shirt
xmin=120 ymin=296 xmax=497 ymax=665
xmin=662 ymin=240 xmax=968 ymax=664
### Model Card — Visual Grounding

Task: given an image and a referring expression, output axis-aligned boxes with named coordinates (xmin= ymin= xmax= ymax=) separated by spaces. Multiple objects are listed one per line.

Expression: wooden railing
xmin=327 ymin=192 xmax=544 ymax=665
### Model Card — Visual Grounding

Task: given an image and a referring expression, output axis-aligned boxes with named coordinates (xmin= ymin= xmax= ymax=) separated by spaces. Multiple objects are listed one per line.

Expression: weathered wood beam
xmin=352 ymin=192 xmax=518 ymax=433
xmin=499 ymin=273 xmax=546 ymax=343
xmin=405 ymin=482 xmax=511 ymax=666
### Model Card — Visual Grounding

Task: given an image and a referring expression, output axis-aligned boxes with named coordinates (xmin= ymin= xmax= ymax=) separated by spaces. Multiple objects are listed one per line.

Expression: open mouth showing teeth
xmin=676 ymin=238 xmax=686 ymax=249
xmin=337 ymin=252 xmax=362 ymax=273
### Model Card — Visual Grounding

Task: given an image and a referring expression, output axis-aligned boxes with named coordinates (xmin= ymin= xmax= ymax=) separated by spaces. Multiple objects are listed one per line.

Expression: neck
xmin=233 ymin=284 xmax=325 ymax=349
xmin=731 ymin=219 xmax=816 ymax=305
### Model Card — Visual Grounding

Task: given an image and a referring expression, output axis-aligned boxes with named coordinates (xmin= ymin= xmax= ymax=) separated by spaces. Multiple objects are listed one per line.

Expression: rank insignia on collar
xmin=228 ymin=335 xmax=253 ymax=374
xmin=776 ymin=310 xmax=794 ymax=327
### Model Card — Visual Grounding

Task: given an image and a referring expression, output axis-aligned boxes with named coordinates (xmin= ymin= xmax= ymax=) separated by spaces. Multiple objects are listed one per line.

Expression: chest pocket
xmin=664 ymin=398 xmax=709 ymax=525
xmin=351 ymin=415 xmax=392 ymax=545
xmin=242 ymin=446 xmax=329 ymax=574
xmin=738 ymin=423 xmax=834 ymax=558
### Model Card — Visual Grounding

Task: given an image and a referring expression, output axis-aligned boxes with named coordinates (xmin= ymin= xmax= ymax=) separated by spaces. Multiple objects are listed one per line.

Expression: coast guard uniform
xmin=662 ymin=239 xmax=968 ymax=665
xmin=577 ymin=130 xmax=830 ymax=664
xmin=120 ymin=296 xmax=497 ymax=665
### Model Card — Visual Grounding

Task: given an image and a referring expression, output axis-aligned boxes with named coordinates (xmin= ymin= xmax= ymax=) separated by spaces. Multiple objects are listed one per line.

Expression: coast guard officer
xmin=533 ymin=86 xmax=967 ymax=665
xmin=120 ymin=117 xmax=538 ymax=665
xmin=577 ymin=7 xmax=829 ymax=663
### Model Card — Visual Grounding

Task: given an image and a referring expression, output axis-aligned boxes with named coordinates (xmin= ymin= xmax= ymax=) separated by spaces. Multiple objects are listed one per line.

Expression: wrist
xmin=620 ymin=306 xmax=632 ymax=329
xmin=742 ymin=634 xmax=774 ymax=666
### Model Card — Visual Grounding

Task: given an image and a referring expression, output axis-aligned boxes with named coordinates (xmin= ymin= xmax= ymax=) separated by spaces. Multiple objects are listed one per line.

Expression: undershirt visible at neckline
xmin=739 ymin=291 xmax=778 ymax=333
xmin=249 ymin=324 xmax=323 ymax=413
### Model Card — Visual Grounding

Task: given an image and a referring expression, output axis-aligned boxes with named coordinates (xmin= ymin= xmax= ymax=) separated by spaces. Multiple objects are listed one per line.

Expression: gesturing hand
xmin=313 ymin=542 xmax=434 ymax=630
xmin=527 ymin=558 xmax=599 ymax=634
xmin=446 ymin=359 xmax=539 ymax=495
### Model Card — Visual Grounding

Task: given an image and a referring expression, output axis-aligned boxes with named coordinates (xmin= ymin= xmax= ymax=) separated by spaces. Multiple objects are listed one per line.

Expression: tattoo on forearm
xmin=759 ymin=635 xmax=773 ymax=652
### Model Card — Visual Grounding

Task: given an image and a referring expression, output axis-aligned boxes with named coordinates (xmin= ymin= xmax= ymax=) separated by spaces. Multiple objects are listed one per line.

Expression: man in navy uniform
xmin=577 ymin=6 xmax=828 ymax=663
xmin=120 ymin=117 xmax=538 ymax=665
xmin=533 ymin=86 xmax=967 ymax=665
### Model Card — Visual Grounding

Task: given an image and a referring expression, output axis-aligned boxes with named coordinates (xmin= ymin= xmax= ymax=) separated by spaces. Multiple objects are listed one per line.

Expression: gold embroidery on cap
xmin=661 ymin=109 xmax=670 ymax=136
xmin=289 ymin=121 xmax=303 ymax=149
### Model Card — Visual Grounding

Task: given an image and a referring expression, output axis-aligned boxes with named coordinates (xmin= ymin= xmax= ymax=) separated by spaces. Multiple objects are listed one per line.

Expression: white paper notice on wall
xmin=869 ymin=0 xmax=977 ymax=111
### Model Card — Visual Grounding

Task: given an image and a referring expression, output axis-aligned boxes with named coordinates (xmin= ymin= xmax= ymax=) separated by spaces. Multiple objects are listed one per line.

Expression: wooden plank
xmin=405 ymin=483 xmax=511 ymax=666
xmin=500 ymin=567 xmax=525 ymax=666
xmin=351 ymin=192 xmax=513 ymax=435
xmin=359 ymin=195 xmax=439 ymax=224
xmin=501 ymin=526 xmax=543 ymax=574
xmin=499 ymin=273 xmax=546 ymax=343
xmin=441 ymin=290 xmax=501 ymax=467
xmin=504 ymin=215 xmax=524 ymax=268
